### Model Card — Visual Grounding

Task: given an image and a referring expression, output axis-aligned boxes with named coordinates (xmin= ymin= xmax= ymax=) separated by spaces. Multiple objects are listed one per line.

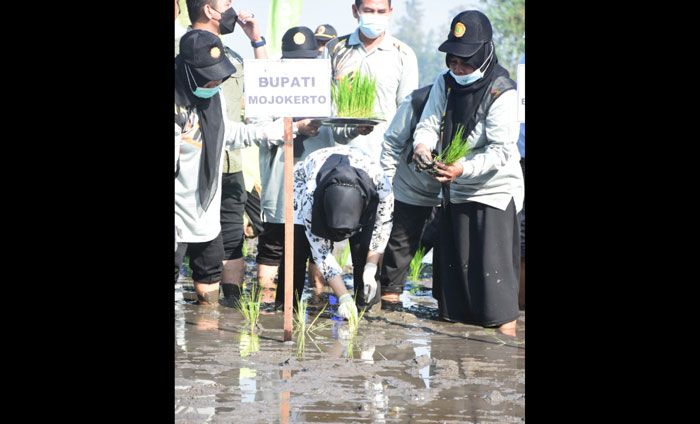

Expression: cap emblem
xmin=454 ymin=22 xmax=466 ymax=38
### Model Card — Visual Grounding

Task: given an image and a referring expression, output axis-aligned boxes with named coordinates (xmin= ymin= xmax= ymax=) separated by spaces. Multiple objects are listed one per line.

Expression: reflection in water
xmin=238 ymin=333 xmax=260 ymax=403
xmin=175 ymin=302 xmax=187 ymax=352
xmin=330 ymin=321 xmax=354 ymax=358
xmin=239 ymin=368 xmax=257 ymax=403
xmin=279 ymin=369 xmax=292 ymax=424
xmin=399 ymin=291 xmax=417 ymax=308
xmin=239 ymin=332 xmax=260 ymax=358
xmin=365 ymin=380 xmax=388 ymax=423
xmin=361 ymin=344 xmax=387 ymax=423
xmin=411 ymin=338 xmax=432 ymax=388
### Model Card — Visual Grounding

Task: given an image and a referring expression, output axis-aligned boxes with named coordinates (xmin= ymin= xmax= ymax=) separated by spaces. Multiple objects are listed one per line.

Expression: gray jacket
xmin=413 ymin=73 xmax=524 ymax=212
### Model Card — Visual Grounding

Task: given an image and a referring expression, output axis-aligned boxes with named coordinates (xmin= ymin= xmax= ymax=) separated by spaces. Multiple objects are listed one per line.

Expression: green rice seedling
xmin=294 ymin=294 xmax=308 ymax=358
xmin=408 ymin=245 xmax=426 ymax=282
xmin=336 ymin=243 xmax=351 ymax=271
xmin=331 ymin=72 xmax=377 ymax=118
xmin=346 ymin=290 xmax=367 ymax=336
xmin=239 ymin=332 xmax=260 ymax=358
xmin=234 ymin=283 xmax=263 ymax=334
xmin=345 ymin=304 xmax=366 ymax=359
xmin=434 ymin=124 xmax=471 ymax=165
xmin=294 ymin=293 xmax=330 ymax=358
xmin=305 ymin=302 xmax=330 ymax=354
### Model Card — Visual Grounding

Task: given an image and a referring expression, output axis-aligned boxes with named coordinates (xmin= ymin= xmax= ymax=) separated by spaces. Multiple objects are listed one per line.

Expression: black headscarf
xmin=311 ymin=154 xmax=378 ymax=241
xmin=175 ymin=55 xmax=225 ymax=213
xmin=439 ymin=43 xmax=510 ymax=204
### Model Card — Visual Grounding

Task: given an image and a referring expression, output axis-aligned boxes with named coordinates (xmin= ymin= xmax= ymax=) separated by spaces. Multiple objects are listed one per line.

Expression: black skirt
xmin=433 ymin=199 xmax=520 ymax=327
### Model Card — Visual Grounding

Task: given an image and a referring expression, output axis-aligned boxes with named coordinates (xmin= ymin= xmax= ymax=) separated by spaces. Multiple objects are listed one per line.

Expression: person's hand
xmin=362 ymin=262 xmax=378 ymax=302
xmin=295 ymin=119 xmax=321 ymax=137
xmin=355 ymin=125 xmax=374 ymax=136
xmin=432 ymin=160 xmax=464 ymax=183
xmin=237 ymin=10 xmax=261 ymax=41
xmin=337 ymin=293 xmax=358 ymax=321
xmin=412 ymin=143 xmax=433 ymax=171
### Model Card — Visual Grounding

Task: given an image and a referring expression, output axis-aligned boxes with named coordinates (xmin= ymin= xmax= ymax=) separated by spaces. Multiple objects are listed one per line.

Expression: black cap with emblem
xmin=314 ymin=24 xmax=338 ymax=42
xmin=282 ymin=26 xmax=319 ymax=58
xmin=438 ymin=10 xmax=493 ymax=58
xmin=179 ymin=29 xmax=236 ymax=85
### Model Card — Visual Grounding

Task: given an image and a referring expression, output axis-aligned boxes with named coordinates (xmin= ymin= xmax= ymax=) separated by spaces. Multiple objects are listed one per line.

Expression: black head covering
xmin=438 ymin=10 xmax=492 ymax=58
xmin=282 ymin=26 xmax=319 ymax=58
xmin=311 ymin=154 xmax=378 ymax=242
xmin=314 ymin=24 xmax=338 ymax=42
xmin=437 ymin=12 xmax=510 ymax=206
xmin=174 ymin=30 xmax=236 ymax=213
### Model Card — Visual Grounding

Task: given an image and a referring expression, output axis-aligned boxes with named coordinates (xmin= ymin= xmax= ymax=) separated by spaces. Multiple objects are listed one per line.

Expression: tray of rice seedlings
xmin=234 ymin=283 xmax=263 ymax=334
xmin=321 ymin=72 xmax=385 ymax=127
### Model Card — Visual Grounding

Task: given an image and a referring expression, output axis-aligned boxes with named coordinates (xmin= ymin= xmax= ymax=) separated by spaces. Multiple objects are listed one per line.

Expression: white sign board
xmin=517 ymin=63 xmax=525 ymax=123
xmin=243 ymin=59 xmax=331 ymax=117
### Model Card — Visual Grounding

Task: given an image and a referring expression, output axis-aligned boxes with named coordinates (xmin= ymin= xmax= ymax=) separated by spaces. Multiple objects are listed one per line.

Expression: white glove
xmin=363 ymin=262 xmax=378 ymax=302
xmin=337 ymin=293 xmax=358 ymax=321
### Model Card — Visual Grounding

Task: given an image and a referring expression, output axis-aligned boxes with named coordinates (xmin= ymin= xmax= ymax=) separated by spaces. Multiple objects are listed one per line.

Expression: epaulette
xmin=392 ymin=38 xmax=412 ymax=56
xmin=326 ymin=34 xmax=351 ymax=56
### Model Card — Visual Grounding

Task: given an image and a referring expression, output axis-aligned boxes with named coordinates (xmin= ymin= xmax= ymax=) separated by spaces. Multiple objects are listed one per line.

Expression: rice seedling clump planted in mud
xmin=293 ymin=293 xmax=329 ymax=358
xmin=234 ymin=283 xmax=263 ymax=334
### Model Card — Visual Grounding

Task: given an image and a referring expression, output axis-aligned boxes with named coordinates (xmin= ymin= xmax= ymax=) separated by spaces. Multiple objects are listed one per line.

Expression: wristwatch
xmin=251 ymin=36 xmax=266 ymax=48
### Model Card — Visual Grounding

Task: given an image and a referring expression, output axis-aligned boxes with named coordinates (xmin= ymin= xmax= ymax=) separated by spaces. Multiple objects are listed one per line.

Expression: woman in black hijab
xmin=412 ymin=11 xmax=524 ymax=336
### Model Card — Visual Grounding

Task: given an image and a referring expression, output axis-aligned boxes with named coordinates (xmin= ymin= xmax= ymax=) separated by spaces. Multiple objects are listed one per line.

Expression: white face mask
xmin=358 ymin=13 xmax=390 ymax=38
xmin=449 ymin=43 xmax=494 ymax=86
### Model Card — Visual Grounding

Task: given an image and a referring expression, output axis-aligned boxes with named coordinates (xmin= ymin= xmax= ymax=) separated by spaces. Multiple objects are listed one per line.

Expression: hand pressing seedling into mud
xmin=337 ymin=293 xmax=358 ymax=321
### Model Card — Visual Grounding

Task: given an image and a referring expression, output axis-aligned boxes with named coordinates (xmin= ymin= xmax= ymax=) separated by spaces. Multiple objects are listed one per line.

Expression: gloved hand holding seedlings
xmin=412 ymin=143 xmax=434 ymax=171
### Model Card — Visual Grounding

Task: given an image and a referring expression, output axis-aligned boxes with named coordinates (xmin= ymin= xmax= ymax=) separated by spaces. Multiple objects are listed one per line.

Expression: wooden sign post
xmin=243 ymin=59 xmax=331 ymax=342
xmin=283 ymin=117 xmax=294 ymax=341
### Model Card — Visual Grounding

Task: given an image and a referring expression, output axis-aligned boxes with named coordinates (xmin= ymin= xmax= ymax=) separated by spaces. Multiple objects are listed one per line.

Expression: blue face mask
xmin=184 ymin=63 xmax=221 ymax=98
xmin=450 ymin=70 xmax=482 ymax=86
xmin=358 ymin=13 xmax=389 ymax=39
xmin=449 ymin=44 xmax=494 ymax=86
xmin=193 ymin=85 xmax=221 ymax=98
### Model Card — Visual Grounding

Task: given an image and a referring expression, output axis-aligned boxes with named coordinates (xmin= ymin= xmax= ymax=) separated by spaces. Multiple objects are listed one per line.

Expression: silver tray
xmin=314 ymin=117 xmax=385 ymax=127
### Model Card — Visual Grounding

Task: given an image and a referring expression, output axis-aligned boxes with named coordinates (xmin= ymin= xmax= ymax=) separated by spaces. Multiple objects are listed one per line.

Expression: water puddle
xmin=175 ymin=241 xmax=524 ymax=422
